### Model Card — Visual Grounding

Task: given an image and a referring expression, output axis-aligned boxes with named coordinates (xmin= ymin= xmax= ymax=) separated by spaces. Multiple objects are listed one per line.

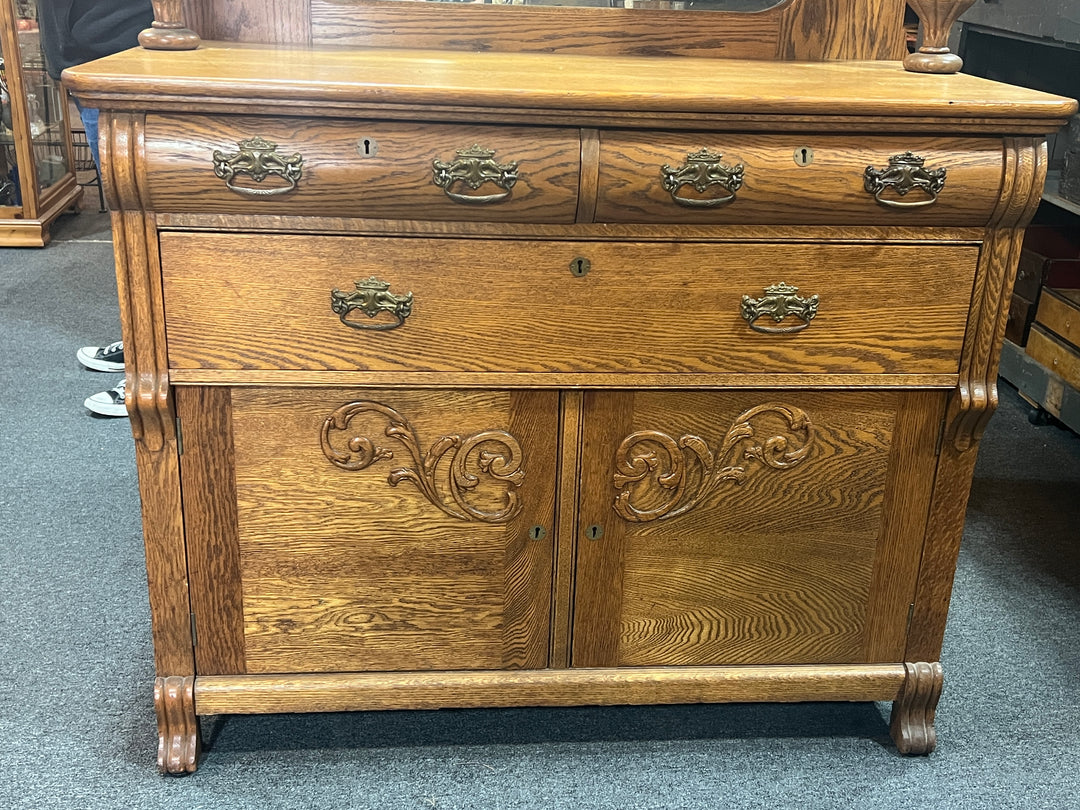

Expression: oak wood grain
xmin=160 ymin=234 xmax=979 ymax=375
xmin=152 ymin=213 xmax=988 ymax=243
xmin=194 ymin=664 xmax=907 ymax=715
xmin=64 ymin=47 xmax=1078 ymax=129
xmin=948 ymin=139 xmax=1045 ymax=452
xmin=596 ymin=132 xmax=1004 ymax=226
xmin=170 ymin=370 xmax=961 ymax=388
xmin=142 ymin=114 xmax=580 ymax=221
xmin=74 ymin=14 xmax=1071 ymax=761
xmin=572 ymin=390 xmax=935 ymax=668
xmin=306 ymin=0 xmax=903 ymax=60
xmin=576 ymin=129 xmax=601 ymax=225
xmin=861 ymin=390 xmax=945 ymax=661
xmin=105 ymin=113 xmax=194 ymax=677
xmin=227 ymin=388 xmax=556 ymax=673
xmin=551 ymin=391 xmax=584 ymax=668
xmin=176 ymin=387 xmax=246 ymax=675
xmin=184 ymin=0 xmax=312 ymax=44
xmin=569 ymin=392 xmax=635 ymax=667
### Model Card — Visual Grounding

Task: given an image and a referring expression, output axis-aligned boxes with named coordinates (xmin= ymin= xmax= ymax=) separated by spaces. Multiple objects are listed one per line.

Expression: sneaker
xmin=77 ymin=340 xmax=124 ymax=372
xmin=84 ymin=378 xmax=128 ymax=418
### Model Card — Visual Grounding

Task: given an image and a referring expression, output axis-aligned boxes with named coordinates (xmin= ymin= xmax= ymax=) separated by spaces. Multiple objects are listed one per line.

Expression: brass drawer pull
xmin=661 ymin=148 xmax=744 ymax=208
xmin=863 ymin=152 xmax=946 ymax=209
xmin=212 ymin=136 xmax=303 ymax=197
xmin=432 ymin=144 xmax=519 ymax=204
xmin=330 ymin=276 xmax=414 ymax=331
xmin=741 ymin=283 xmax=819 ymax=334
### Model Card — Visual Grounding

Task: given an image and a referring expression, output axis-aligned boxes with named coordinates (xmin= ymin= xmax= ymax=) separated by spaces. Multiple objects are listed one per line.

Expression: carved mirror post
xmin=139 ymin=0 xmax=201 ymax=50
xmin=904 ymin=0 xmax=976 ymax=74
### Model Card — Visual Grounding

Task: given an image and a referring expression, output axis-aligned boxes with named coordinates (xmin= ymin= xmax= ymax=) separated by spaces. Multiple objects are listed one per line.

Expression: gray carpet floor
xmin=1 ymin=209 xmax=1078 ymax=809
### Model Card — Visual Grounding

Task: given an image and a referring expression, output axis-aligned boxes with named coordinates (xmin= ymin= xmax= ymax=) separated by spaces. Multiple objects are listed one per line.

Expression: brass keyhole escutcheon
xmin=570 ymin=257 xmax=591 ymax=277
xmin=357 ymin=137 xmax=379 ymax=157
xmin=793 ymin=146 xmax=814 ymax=167
xmin=585 ymin=524 xmax=603 ymax=540
xmin=528 ymin=525 xmax=547 ymax=541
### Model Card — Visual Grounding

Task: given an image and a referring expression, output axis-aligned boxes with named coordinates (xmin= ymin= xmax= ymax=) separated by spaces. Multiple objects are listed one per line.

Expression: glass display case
xmin=0 ymin=0 xmax=81 ymax=246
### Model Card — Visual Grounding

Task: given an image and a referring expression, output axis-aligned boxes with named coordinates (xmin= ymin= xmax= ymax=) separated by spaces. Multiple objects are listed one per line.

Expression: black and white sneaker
xmin=84 ymin=378 xmax=128 ymax=418
xmin=77 ymin=340 xmax=125 ymax=372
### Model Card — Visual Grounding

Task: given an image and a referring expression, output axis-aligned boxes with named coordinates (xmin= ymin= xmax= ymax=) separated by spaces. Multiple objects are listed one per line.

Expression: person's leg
xmin=73 ymin=100 xmax=125 ymax=415
xmin=74 ymin=99 xmax=101 ymax=173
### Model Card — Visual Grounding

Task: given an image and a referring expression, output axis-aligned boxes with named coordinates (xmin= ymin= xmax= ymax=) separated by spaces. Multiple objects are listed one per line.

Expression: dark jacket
xmin=38 ymin=0 xmax=155 ymax=80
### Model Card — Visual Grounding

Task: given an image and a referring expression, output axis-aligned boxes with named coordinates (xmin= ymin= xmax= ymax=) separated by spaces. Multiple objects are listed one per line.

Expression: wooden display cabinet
xmin=0 ymin=0 xmax=80 ymax=246
xmin=65 ymin=0 xmax=1078 ymax=772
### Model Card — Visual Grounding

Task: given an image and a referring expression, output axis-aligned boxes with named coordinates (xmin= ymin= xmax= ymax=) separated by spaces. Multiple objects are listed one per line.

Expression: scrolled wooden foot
xmin=154 ymin=676 xmax=200 ymax=774
xmin=890 ymin=661 xmax=944 ymax=755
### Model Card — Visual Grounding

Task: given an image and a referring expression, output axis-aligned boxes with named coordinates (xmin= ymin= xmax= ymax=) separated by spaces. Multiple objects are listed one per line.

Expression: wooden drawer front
xmin=595 ymin=132 xmax=1003 ymax=225
xmin=179 ymin=387 xmax=558 ymax=675
xmin=572 ymin=389 xmax=943 ymax=668
xmin=162 ymin=233 xmax=977 ymax=375
xmin=1027 ymin=325 xmax=1080 ymax=391
xmin=143 ymin=114 xmax=580 ymax=222
xmin=1034 ymin=288 xmax=1080 ymax=348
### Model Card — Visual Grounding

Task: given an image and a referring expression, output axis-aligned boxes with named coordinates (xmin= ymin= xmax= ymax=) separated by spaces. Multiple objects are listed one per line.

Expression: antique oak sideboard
xmin=65 ymin=0 xmax=1077 ymax=773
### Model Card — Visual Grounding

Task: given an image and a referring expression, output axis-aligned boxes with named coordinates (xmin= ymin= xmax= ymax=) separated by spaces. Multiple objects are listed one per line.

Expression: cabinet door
xmin=572 ymin=390 xmax=944 ymax=668
xmin=178 ymin=387 xmax=558 ymax=675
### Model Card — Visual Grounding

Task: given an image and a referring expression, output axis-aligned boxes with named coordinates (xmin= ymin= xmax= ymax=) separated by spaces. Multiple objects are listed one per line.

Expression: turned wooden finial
xmin=139 ymin=0 xmax=201 ymax=51
xmin=904 ymin=0 xmax=976 ymax=74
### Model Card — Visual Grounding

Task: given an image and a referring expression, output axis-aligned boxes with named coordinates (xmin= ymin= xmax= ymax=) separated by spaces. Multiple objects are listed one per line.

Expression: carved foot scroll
xmin=155 ymin=676 xmax=200 ymax=774
xmin=890 ymin=662 xmax=944 ymax=755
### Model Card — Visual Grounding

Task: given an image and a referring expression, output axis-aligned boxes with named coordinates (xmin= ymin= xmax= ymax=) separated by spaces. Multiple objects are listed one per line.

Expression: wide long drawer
xmin=160 ymin=232 xmax=979 ymax=375
xmin=143 ymin=115 xmax=581 ymax=222
xmin=595 ymin=132 xmax=1004 ymax=225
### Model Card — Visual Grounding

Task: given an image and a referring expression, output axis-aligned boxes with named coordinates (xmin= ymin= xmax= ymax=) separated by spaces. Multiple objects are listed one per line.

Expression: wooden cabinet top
xmin=64 ymin=44 xmax=1077 ymax=132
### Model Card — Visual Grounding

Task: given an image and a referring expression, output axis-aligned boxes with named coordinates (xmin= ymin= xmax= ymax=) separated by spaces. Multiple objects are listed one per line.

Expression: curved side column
xmin=907 ymin=138 xmax=1045 ymax=666
xmin=105 ymin=113 xmax=199 ymax=771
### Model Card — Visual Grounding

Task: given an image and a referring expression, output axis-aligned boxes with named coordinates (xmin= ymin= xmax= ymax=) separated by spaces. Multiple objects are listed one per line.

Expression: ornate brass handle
xmin=330 ymin=277 xmax=413 ymax=331
xmin=661 ymin=148 xmax=744 ymax=208
xmin=212 ymin=136 xmax=303 ymax=197
xmin=432 ymin=144 xmax=519 ymax=204
xmin=863 ymin=152 xmax=947 ymax=209
xmin=741 ymin=283 xmax=819 ymax=334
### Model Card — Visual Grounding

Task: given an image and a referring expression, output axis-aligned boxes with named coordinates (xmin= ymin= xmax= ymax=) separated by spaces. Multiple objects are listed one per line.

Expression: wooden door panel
xmin=572 ymin=389 xmax=943 ymax=668
xmin=179 ymin=387 xmax=558 ymax=675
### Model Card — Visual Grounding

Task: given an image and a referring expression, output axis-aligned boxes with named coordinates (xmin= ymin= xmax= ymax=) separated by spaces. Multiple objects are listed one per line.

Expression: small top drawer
xmin=142 ymin=114 xmax=581 ymax=223
xmin=595 ymin=131 xmax=1004 ymax=226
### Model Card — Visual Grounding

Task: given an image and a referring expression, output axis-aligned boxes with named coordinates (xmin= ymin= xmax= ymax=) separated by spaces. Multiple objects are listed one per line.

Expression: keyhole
xmin=357 ymin=137 xmax=379 ymax=157
xmin=585 ymin=524 xmax=603 ymax=540
xmin=793 ymin=146 xmax=814 ymax=167
xmin=570 ymin=257 xmax=591 ymax=277
xmin=528 ymin=525 xmax=547 ymax=541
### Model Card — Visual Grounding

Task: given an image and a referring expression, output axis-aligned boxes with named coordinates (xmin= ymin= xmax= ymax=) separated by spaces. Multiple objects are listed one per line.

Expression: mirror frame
xmin=157 ymin=0 xmax=907 ymax=62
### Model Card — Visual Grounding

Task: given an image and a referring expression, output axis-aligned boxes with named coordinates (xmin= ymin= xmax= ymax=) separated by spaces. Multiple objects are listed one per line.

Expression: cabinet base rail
xmin=194 ymin=664 xmax=909 ymax=714
xmin=158 ymin=663 xmax=942 ymax=772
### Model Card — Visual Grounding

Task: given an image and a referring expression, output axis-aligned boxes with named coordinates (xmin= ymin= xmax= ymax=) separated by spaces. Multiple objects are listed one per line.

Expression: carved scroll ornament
xmin=321 ymin=401 xmax=525 ymax=523
xmin=613 ymin=403 xmax=813 ymax=522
